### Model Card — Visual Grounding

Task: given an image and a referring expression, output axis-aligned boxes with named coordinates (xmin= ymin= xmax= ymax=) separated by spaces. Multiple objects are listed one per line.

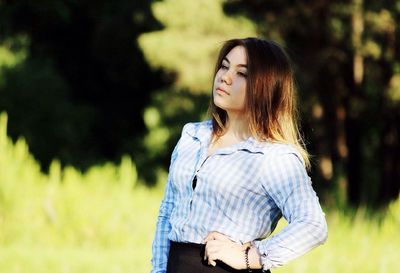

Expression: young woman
xmin=150 ymin=38 xmax=328 ymax=273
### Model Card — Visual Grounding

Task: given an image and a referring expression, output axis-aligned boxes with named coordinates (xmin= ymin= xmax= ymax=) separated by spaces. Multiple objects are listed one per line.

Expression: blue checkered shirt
xmin=151 ymin=120 xmax=328 ymax=272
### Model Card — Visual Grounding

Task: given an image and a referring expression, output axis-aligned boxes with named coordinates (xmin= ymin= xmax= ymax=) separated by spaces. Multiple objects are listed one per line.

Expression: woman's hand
xmin=203 ymin=231 xmax=250 ymax=269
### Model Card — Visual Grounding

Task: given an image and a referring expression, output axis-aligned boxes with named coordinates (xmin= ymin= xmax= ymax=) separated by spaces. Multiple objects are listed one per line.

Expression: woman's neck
xmin=208 ymin=112 xmax=250 ymax=155
xmin=221 ymin=111 xmax=250 ymax=141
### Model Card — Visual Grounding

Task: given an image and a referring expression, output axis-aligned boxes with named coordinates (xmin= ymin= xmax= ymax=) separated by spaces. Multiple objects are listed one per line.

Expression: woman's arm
xmin=150 ymin=139 xmax=182 ymax=273
xmin=253 ymin=151 xmax=328 ymax=271
xmin=203 ymin=150 xmax=327 ymax=271
xmin=150 ymin=174 xmax=176 ymax=273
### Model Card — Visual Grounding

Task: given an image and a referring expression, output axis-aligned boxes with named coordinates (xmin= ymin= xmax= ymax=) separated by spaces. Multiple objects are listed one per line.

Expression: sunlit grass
xmin=0 ymin=112 xmax=399 ymax=273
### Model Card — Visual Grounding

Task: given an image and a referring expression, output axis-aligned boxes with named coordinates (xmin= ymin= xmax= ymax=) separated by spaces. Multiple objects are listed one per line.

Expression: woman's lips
xmin=216 ymin=87 xmax=230 ymax=95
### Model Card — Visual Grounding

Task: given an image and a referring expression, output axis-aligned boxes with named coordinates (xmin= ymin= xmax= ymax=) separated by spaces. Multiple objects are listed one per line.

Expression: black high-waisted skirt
xmin=166 ymin=241 xmax=270 ymax=273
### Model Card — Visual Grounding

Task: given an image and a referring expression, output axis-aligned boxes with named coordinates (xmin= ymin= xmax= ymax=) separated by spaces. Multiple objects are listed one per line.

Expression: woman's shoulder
xmin=181 ymin=120 xmax=212 ymax=136
xmin=260 ymin=142 xmax=304 ymax=165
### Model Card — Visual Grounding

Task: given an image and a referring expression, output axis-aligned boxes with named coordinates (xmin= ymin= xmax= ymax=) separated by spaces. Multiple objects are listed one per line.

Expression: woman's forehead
xmin=224 ymin=46 xmax=247 ymax=65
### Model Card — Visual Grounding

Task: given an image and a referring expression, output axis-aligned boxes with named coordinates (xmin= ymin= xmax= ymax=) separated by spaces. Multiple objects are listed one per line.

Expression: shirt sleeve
xmin=150 ymin=172 xmax=176 ymax=273
xmin=150 ymin=125 xmax=187 ymax=273
xmin=253 ymin=150 xmax=328 ymax=271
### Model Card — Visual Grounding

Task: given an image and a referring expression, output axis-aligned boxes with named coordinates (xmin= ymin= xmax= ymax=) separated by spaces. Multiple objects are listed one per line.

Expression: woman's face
xmin=213 ymin=45 xmax=248 ymax=115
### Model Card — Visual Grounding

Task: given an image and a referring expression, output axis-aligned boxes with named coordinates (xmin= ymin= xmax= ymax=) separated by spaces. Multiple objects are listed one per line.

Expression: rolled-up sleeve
xmin=253 ymin=151 xmax=328 ymax=270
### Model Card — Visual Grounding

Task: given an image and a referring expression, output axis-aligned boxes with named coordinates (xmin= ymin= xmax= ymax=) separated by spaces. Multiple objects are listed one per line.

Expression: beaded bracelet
xmin=245 ymin=246 xmax=252 ymax=272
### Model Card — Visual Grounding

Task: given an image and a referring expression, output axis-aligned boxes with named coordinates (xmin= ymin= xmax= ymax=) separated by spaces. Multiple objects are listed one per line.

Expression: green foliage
xmin=0 ymin=0 xmax=168 ymax=169
xmin=0 ymin=112 xmax=142 ymax=249
xmin=0 ymin=54 xmax=96 ymax=168
xmin=0 ymin=111 xmax=399 ymax=272
xmin=0 ymin=36 xmax=28 ymax=68
xmin=137 ymin=89 xmax=209 ymax=185
xmin=138 ymin=0 xmax=257 ymax=92
xmin=0 ymin=35 xmax=28 ymax=90
xmin=388 ymin=74 xmax=400 ymax=103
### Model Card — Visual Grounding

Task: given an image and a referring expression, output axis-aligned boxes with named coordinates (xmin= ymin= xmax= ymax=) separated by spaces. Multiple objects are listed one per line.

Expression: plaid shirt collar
xmin=185 ymin=119 xmax=266 ymax=155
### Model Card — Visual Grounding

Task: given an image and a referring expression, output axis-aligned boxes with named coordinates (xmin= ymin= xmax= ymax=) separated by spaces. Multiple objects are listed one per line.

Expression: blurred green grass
xmin=0 ymin=112 xmax=399 ymax=273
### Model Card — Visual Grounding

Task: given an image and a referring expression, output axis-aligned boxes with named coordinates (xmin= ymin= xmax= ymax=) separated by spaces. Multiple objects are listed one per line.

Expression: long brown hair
xmin=209 ymin=37 xmax=310 ymax=167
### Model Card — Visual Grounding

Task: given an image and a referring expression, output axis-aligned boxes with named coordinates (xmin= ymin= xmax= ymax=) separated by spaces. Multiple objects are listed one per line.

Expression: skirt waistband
xmin=167 ymin=241 xmax=269 ymax=273
xmin=170 ymin=241 xmax=205 ymax=250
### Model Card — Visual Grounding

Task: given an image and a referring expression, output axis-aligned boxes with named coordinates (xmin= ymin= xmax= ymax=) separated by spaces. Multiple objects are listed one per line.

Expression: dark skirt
xmin=166 ymin=241 xmax=270 ymax=273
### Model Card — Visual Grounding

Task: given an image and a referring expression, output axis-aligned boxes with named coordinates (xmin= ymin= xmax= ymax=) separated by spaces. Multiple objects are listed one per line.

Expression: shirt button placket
xmin=182 ymin=145 xmax=207 ymax=235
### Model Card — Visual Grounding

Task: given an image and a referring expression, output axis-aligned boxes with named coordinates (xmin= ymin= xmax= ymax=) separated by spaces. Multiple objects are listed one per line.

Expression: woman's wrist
xmin=247 ymin=246 xmax=263 ymax=270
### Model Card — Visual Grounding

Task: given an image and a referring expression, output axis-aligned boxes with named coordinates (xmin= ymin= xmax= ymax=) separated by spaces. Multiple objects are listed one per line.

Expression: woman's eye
xmin=238 ymin=71 xmax=247 ymax=77
xmin=220 ymin=64 xmax=228 ymax=70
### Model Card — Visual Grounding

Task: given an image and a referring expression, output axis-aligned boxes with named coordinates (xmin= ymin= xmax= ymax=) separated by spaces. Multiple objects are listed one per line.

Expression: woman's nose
xmin=221 ymin=70 xmax=232 ymax=85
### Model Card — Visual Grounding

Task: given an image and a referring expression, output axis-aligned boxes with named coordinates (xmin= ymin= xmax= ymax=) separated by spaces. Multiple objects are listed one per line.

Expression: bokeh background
xmin=0 ymin=0 xmax=399 ymax=272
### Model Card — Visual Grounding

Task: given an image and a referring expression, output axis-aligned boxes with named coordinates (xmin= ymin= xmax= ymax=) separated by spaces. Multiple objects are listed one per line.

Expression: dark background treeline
xmin=0 ymin=0 xmax=399 ymax=208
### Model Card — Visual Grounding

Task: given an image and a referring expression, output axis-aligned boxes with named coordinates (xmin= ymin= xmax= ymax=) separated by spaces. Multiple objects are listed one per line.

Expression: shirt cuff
xmin=252 ymin=240 xmax=273 ymax=271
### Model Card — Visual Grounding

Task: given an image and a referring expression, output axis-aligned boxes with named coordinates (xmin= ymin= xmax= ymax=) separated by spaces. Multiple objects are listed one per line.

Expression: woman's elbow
xmin=302 ymin=213 xmax=328 ymax=246
xmin=314 ymin=215 xmax=328 ymax=245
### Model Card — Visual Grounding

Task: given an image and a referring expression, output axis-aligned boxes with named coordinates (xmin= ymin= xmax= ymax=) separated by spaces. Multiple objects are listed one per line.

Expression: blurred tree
xmin=139 ymin=0 xmax=257 ymax=93
xmin=0 ymin=0 xmax=169 ymax=169
xmin=224 ymin=0 xmax=400 ymax=206
xmin=363 ymin=2 xmax=400 ymax=205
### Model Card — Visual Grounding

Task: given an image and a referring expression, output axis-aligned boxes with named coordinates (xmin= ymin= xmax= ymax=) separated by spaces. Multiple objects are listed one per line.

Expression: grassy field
xmin=0 ymin=112 xmax=399 ymax=273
